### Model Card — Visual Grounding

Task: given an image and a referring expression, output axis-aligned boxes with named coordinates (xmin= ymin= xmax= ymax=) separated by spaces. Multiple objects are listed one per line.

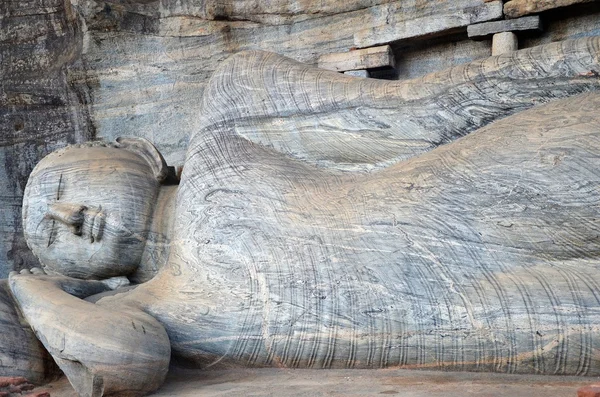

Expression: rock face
xmin=0 ymin=0 xmax=93 ymax=276
xmin=353 ymin=0 xmax=503 ymax=48
xmin=504 ymin=0 xmax=596 ymax=18
xmin=197 ymin=39 xmax=600 ymax=170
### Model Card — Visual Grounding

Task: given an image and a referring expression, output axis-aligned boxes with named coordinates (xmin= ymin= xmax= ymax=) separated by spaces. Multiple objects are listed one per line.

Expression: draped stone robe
xmin=124 ymin=43 xmax=600 ymax=375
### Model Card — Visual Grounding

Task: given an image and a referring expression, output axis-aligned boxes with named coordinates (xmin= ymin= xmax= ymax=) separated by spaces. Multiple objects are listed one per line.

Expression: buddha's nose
xmin=46 ymin=202 xmax=87 ymax=235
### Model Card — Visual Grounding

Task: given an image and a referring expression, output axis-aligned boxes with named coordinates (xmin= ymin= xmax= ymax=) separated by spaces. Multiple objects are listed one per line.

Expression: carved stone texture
xmin=504 ymin=0 xmax=596 ymax=18
xmin=21 ymin=139 xmax=173 ymax=282
xmin=202 ymin=38 xmax=600 ymax=170
xmin=9 ymin=270 xmax=170 ymax=397
xmin=0 ymin=0 xmax=94 ymax=277
xmin=8 ymin=38 xmax=600 ymax=397
xmin=158 ymin=51 xmax=600 ymax=375
xmin=468 ymin=16 xmax=542 ymax=40
xmin=318 ymin=46 xmax=395 ymax=72
xmin=354 ymin=0 xmax=503 ymax=48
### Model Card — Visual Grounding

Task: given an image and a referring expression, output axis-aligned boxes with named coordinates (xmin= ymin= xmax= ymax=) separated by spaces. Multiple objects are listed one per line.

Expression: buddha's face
xmin=23 ymin=145 xmax=160 ymax=279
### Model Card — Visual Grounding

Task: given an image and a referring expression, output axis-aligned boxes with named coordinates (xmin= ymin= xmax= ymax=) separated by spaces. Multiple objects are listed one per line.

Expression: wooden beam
xmin=354 ymin=0 xmax=503 ymax=48
xmin=318 ymin=45 xmax=394 ymax=72
xmin=468 ymin=16 xmax=542 ymax=40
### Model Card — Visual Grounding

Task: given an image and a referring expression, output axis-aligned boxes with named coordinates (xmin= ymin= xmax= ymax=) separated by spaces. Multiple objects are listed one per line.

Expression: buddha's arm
xmin=9 ymin=269 xmax=170 ymax=397
xmin=196 ymin=37 xmax=600 ymax=171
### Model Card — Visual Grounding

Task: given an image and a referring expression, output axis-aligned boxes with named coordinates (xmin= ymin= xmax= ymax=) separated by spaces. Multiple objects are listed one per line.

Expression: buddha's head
xmin=23 ymin=137 xmax=169 ymax=279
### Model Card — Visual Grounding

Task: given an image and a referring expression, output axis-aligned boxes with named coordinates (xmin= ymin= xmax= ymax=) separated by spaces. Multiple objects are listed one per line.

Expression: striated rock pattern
xmin=197 ymin=38 xmax=600 ymax=170
xmin=137 ymin=49 xmax=600 ymax=375
xmin=171 ymin=93 xmax=599 ymax=373
xmin=80 ymin=0 xmax=600 ymax=168
xmin=78 ymin=0 xmax=504 ymax=168
xmin=353 ymin=0 xmax=503 ymax=48
xmin=136 ymin=44 xmax=600 ymax=376
xmin=0 ymin=0 xmax=93 ymax=277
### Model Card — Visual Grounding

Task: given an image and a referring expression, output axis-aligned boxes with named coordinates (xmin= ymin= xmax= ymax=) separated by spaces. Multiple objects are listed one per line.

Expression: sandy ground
xmin=34 ymin=368 xmax=599 ymax=396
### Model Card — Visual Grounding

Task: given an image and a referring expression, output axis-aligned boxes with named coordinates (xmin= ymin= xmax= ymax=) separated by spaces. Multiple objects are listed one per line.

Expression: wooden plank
xmin=468 ymin=16 xmax=542 ymax=39
xmin=317 ymin=45 xmax=394 ymax=72
xmin=504 ymin=0 xmax=596 ymax=18
xmin=354 ymin=0 xmax=503 ymax=49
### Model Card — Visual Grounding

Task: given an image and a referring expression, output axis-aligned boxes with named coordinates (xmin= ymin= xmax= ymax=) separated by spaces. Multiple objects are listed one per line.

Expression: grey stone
xmin=343 ymin=70 xmax=370 ymax=77
xmin=0 ymin=280 xmax=59 ymax=384
xmin=468 ymin=16 xmax=542 ymax=39
xmin=319 ymin=46 xmax=394 ymax=72
xmin=0 ymin=0 xmax=94 ymax=278
xmin=353 ymin=0 xmax=503 ymax=48
xmin=504 ymin=0 xmax=596 ymax=18
xmin=492 ymin=32 xmax=519 ymax=55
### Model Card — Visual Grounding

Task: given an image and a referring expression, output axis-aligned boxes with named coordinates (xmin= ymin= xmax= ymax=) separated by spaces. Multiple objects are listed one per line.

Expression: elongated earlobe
xmin=115 ymin=137 xmax=169 ymax=182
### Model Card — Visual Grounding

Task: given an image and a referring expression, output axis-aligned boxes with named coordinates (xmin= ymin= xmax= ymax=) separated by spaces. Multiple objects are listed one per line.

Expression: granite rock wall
xmin=1 ymin=0 xmax=600 ymax=276
xmin=0 ymin=0 xmax=94 ymax=276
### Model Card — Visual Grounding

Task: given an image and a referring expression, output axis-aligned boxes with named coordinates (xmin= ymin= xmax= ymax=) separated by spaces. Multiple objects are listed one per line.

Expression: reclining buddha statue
xmin=3 ymin=37 xmax=600 ymax=396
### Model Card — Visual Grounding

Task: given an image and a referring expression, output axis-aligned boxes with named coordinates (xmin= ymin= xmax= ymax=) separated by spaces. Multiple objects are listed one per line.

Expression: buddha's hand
xmin=8 ymin=267 xmax=170 ymax=397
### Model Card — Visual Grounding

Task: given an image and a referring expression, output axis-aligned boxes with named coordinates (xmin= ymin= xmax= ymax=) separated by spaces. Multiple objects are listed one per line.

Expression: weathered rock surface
xmin=468 ymin=16 xmax=542 ymax=39
xmin=78 ymin=0 xmax=600 ymax=173
xmin=0 ymin=0 xmax=93 ymax=277
xmin=135 ymin=53 xmax=600 ymax=375
xmin=0 ymin=281 xmax=58 ymax=384
xmin=318 ymin=46 xmax=395 ymax=72
xmin=200 ymin=38 xmax=600 ymax=170
xmin=504 ymin=0 xmax=596 ymax=18
xmin=353 ymin=0 xmax=503 ymax=48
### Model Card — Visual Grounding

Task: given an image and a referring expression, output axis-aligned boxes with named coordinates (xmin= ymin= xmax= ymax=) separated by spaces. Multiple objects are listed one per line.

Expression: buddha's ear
xmin=115 ymin=137 xmax=169 ymax=182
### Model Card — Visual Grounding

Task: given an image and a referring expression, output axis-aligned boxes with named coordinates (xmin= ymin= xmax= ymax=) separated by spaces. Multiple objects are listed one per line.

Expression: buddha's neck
xmin=131 ymin=185 xmax=178 ymax=284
